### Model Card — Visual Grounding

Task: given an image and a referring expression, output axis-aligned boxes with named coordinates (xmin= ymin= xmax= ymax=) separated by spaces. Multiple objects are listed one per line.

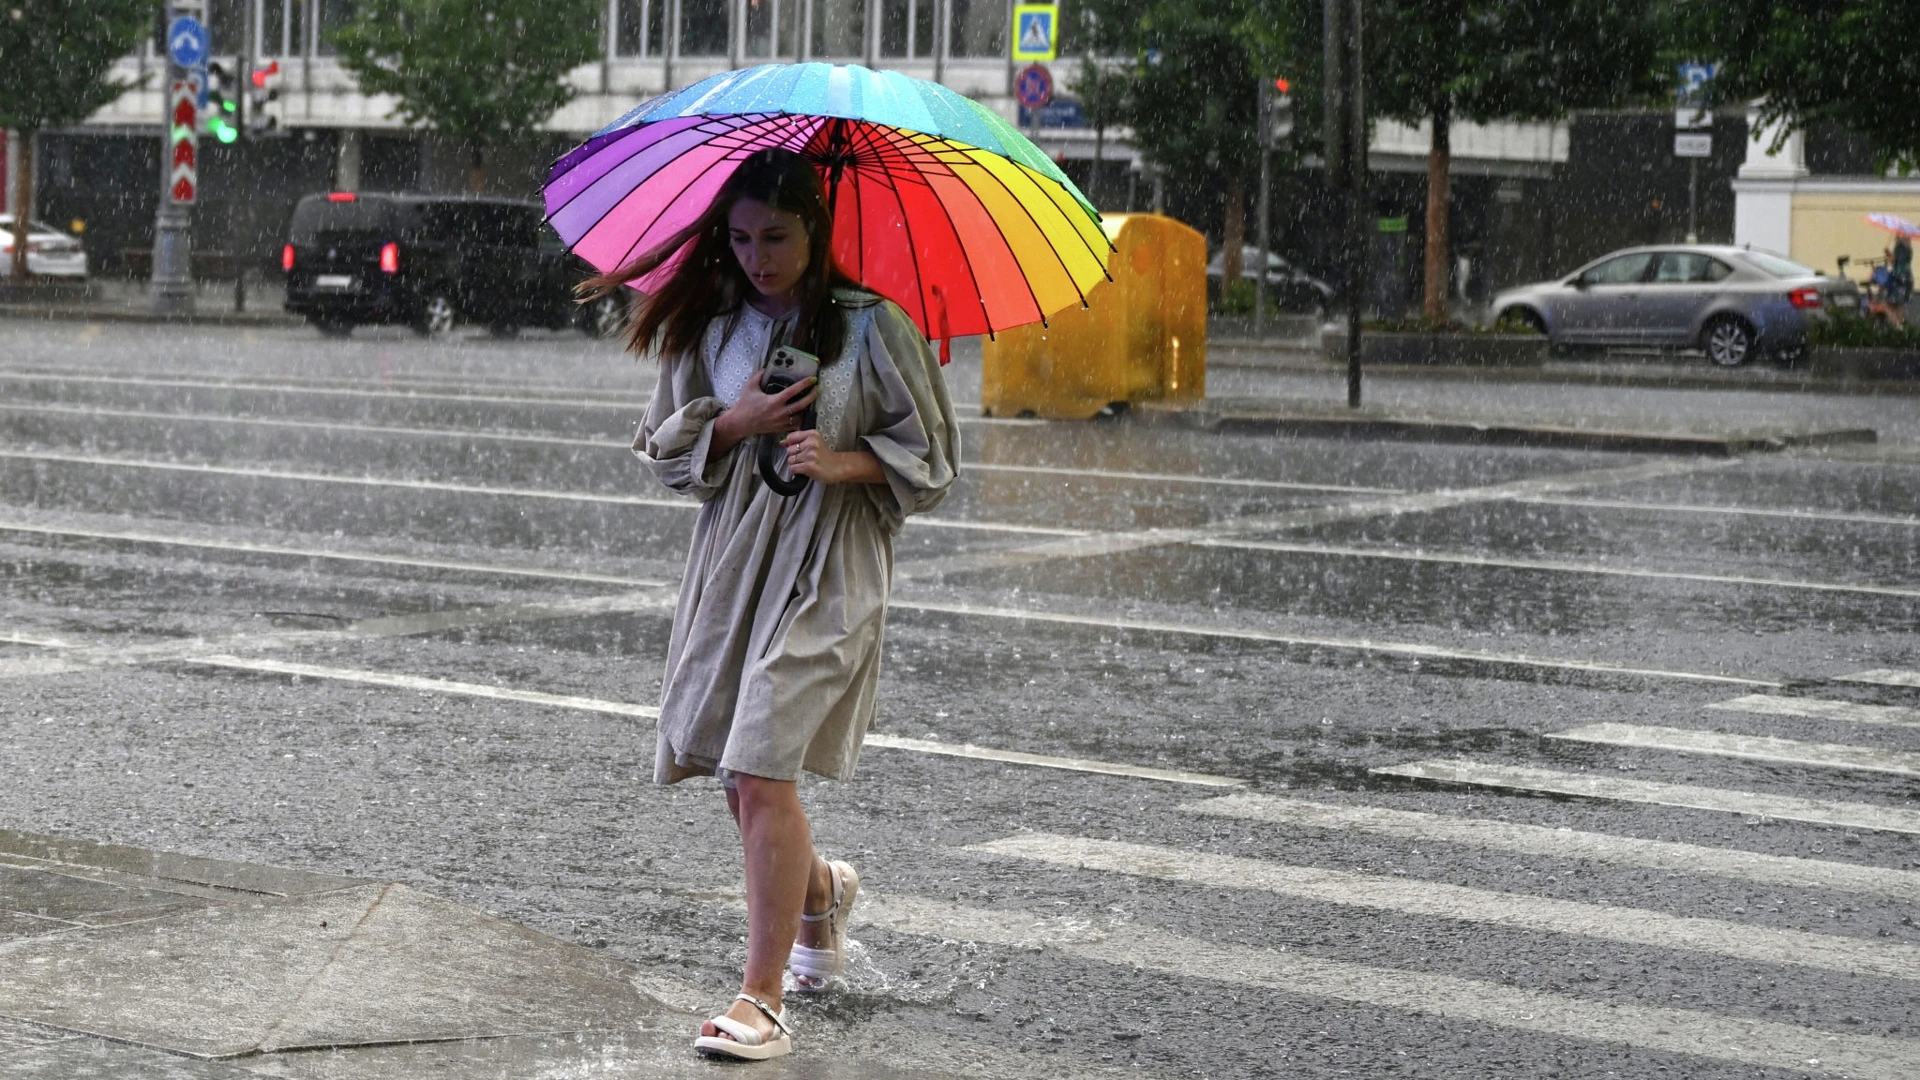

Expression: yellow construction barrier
xmin=982 ymin=213 xmax=1206 ymax=419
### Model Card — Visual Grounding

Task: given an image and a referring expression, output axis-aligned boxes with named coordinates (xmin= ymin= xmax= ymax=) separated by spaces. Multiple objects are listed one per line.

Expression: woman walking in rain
xmin=580 ymin=147 xmax=960 ymax=1062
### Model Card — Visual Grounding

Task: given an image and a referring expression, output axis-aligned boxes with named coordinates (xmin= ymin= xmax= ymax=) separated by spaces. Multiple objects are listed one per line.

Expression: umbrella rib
xmin=944 ymin=142 xmax=1090 ymax=318
xmin=563 ymin=114 xmax=755 ymax=257
xmin=849 ymin=122 xmax=935 ymax=333
xmin=994 ymin=154 xmax=1115 ymax=274
xmin=868 ymin=126 xmax=1001 ymax=339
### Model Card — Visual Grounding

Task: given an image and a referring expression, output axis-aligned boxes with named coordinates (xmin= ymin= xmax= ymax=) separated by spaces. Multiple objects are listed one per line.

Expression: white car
xmin=0 ymin=214 xmax=89 ymax=277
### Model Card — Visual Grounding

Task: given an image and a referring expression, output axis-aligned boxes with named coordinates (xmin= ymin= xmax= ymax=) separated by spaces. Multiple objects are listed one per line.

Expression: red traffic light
xmin=251 ymin=61 xmax=280 ymax=89
xmin=1273 ymin=78 xmax=1291 ymax=95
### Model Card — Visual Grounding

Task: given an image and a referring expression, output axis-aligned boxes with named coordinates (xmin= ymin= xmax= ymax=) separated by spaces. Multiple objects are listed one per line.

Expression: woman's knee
xmin=731 ymin=773 xmax=798 ymax=814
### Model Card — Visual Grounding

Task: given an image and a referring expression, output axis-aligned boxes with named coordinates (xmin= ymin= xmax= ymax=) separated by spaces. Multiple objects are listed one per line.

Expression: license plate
xmin=315 ymin=274 xmax=354 ymax=289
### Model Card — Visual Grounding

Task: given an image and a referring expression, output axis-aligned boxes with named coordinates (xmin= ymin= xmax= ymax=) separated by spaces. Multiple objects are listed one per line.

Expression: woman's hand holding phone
xmin=713 ymin=376 xmax=817 ymax=452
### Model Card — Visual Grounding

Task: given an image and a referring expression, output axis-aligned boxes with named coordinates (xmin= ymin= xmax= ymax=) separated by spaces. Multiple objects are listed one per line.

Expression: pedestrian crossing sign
xmin=1012 ymin=3 xmax=1058 ymax=63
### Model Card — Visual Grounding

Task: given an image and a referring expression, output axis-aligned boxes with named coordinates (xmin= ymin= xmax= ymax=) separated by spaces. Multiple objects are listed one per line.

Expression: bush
xmin=1807 ymin=311 xmax=1920 ymax=350
xmin=1212 ymin=277 xmax=1257 ymax=316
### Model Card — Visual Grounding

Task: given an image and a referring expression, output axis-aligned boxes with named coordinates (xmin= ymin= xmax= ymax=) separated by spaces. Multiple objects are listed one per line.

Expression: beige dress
xmin=635 ymin=289 xmax=961 ymax=784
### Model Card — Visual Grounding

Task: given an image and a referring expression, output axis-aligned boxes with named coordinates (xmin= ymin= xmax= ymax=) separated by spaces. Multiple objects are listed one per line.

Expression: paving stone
xmin=0 ymin=864 xmax=190 ymax=923
xmin=0 ymin=882 xmax=669 ymax=1058
xmin=0 ymin=829 xmax=360 ymax=898
xmin=0 ymin=1038 xmax=261 ymax=1078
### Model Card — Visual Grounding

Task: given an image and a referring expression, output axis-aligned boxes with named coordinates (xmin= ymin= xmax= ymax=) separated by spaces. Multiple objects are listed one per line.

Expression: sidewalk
xmin=0 ymin=827 xmax=779 ymax=1079
xmin=0 ymin=277 xmax=301 ymax=328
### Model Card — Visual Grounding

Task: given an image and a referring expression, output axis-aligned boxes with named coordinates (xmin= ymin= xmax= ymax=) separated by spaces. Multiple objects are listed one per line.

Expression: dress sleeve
xmin=631 ymin=353 xmax=736 ymax=501
xmin=856 ymin=301 xmax=962 ymax=530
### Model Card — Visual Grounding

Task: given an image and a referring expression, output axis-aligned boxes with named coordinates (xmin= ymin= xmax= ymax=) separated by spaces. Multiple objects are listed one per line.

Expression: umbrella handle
xmin=757 ymin=434 xmax=811 ymax=497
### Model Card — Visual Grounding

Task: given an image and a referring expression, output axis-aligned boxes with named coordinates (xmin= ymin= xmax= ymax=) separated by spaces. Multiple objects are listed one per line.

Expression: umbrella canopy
xmin=1865 ymin=211 xmax=1920 ymax=237
xmin=543 ymin=63 xmax=1111 ymax=344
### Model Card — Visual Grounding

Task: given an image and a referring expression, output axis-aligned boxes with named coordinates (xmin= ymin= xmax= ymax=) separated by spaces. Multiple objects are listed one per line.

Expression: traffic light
xmin=204 ymin=62 xmax=239 ymax=144
xmin=247 ymin=61 xmax=283 ymax=137
xmin=1258 ymin=77 xmax=1294 ymax=149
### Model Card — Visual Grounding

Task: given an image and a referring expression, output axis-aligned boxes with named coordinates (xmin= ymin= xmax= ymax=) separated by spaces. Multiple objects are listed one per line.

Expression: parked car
xmin=1206 ymin=244 xmax=1336 ymax=315
xmin=1489 ymin=245 xmax=1858 ymax=366
xmin=283 ymin=192 xmax=616 ymax=337
xmin=0 ymin=215 xmax=88 ymax=278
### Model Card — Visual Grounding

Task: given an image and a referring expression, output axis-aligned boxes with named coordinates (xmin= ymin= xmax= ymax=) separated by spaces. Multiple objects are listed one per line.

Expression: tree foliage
xmin=0 ymin=0 xmax=150 ymax=134
xmin=1687 ymin=0 xmax=1920 ymax=170
xmin=332 ymin=0 xmax=600 ymax=181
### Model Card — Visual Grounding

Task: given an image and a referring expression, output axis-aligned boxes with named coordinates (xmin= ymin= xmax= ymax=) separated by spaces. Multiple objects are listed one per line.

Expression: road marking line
xmin=896 ymin=456 xmax=1736 ymax=581
xmin=890 ymin=599 xmax=1783 ymax=686
xmin=1183 ymin=792 xmax=1920 ymax=901
xmin=863 ymin=735 xmax=1244 ymax=787
xmin=0 ymin=371 xmax=645 ymax=410
xmin=1193 ymin=538 xmax=1920 ymax=599
xmin=1839 ymin=669 xmax=1920 ymax=689
xmin=0 ymin=521 xmax=672 ymax=588
xmin=177 ymin=657 xmax=1238 ymax=785
xmin=1373 ymin=759 xmax=1920 ymax=834
xmin=3 ymin=631 xmax=75 ymax=649
xmin=970 ymin=832 xmax=1920 ymax=979
xmin=1514 ymin=495 xmax=1920 ymax=530
xmin=855 ymin=893 xmax=1920 ymax=1080
xmin=1547 ymin=723 xmax=1920 ymax=779
xmin=0 ymin=401 xmax=1330 ymax=491
xmin=189 ymin=655 xmax=664 ymax=718
xmin=0 ymin=366 xmax=640 ymax=401
xmin=0 ymin=449 xmax=1082 ymax=538
xmin=1711 ymin=694 xmax=1920 ymax=728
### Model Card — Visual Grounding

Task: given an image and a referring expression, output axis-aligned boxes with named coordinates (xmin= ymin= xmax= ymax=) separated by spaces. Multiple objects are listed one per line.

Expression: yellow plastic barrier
xmin=981 ymin=213 xmax=1207 ymax=419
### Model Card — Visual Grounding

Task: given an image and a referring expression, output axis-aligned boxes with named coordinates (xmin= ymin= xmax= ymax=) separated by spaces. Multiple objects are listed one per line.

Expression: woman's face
xmin=728 ymin=199 xmax=811 ymax=300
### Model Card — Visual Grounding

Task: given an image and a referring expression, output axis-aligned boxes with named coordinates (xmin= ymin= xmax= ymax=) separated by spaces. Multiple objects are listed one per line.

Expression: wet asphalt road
xmin=1 ymin=320 xmax=1918 ymax=1079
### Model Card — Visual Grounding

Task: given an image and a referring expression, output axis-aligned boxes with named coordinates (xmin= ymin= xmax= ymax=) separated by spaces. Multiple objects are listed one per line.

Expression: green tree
xmin=1077 ymin=0 xmax=1290 ymax=292
xmin=1366 ymin=0 xmax=1670 ymax=321
xmin=1688 ymin=0 xmax=1920 ymax=171
xmin=332 ymin=0 xmax=600 ymax=192
xmin=0 ymin=0 xmax=150 ymax=279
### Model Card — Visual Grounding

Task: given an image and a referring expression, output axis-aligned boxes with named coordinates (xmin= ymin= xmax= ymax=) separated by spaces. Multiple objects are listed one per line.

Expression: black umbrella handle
xmin=757 ymin=430 xmax=812 ymax=497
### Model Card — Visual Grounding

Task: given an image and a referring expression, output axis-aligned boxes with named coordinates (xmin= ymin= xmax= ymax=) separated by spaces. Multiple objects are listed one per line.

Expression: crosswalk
xmin=851 ymin=678 xmax=1920 ymax=1077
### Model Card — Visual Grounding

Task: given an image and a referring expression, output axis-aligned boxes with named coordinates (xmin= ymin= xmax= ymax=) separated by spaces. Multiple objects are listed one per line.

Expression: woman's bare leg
xmin=703 ymin=774 xmax=832 ymax=1042
xmin=725 ymin=785 xmax=835 ymax=953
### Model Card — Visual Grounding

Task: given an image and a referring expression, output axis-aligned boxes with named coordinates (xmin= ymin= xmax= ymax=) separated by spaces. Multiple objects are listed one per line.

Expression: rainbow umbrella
xmin=543 ymin=63 xmax=1111 ymax=353
xmin=1866 ymin=212 xmax=1920 ymax=238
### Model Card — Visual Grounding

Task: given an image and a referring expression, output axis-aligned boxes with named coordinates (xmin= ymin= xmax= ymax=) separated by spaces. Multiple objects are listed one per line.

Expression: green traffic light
xmin=210 ymin=119 xmax=238 ymax=144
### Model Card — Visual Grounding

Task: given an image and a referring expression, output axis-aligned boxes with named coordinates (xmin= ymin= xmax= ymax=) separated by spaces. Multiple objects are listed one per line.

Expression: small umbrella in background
xmin=1865 ymin=211 xmax=1920 ymax=237
xmin=543 ymin=63 xmax=1112 ymax=361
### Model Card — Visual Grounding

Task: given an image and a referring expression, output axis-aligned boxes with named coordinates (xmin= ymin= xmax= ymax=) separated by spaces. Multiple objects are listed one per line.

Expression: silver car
xmin=1489 ymin=245 xmax=1856 ymax=366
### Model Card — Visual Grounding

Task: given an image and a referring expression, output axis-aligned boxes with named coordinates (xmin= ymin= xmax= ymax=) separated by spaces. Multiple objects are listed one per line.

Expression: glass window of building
xmin=616 ymin=0 xmax=666 ymax=56
xmin=950 ymin=0 xmax=1005 ymax=57
xmin=316 ymin=0 xmax=356 ymax=56
xmin=746 ymin=0 xmax=799 ymax=58
xmin=878 ymin=0 xmax=914 ymax=57
xmin=810 ymin=0 xmax=866 ymax=59
xmin=681 ymin=0 xmax=730 ymax=56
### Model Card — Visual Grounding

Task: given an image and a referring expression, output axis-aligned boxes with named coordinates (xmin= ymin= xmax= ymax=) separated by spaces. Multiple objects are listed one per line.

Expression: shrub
xmin=1808 ymin=311 xmax=1920 ymax=350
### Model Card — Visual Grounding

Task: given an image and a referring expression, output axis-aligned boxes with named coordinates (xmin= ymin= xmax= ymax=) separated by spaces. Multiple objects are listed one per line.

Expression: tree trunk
xmin=1222 ymin=172 xmax=1246 ymax=301
xmin=9 ymin=129 xmax=33 ymax=281
xmin=466 ymin=144 xmax=487 ymax=195
xmin=1092 ymin=124 xmax=1105 ymax=210
xmin=1422 ymin=101 xmax=1452 ymax=324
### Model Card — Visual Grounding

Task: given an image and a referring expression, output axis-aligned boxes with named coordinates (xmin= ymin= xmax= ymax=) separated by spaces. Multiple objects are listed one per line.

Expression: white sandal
xmin=790 ymin=859 xmax=859 ymax=993
xmin=693 ymin=992 xmax=792 ymax=1060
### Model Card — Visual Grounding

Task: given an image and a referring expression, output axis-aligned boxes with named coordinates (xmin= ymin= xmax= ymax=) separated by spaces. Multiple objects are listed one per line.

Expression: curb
xmin=1134 ymin=403 xmax=1878 ymax=456
xmin=0 ymin=304 xmax=303 ymax=329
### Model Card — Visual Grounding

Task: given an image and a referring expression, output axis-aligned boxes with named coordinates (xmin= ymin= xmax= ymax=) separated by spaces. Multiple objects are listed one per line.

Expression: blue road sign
xmin=1677 ymin=61 xmax=1717 ymax=94
xmin=167 ymin=16 xmax=209 ymax=69
xmin=1015 ymin=65 xmax=1053 ymax=111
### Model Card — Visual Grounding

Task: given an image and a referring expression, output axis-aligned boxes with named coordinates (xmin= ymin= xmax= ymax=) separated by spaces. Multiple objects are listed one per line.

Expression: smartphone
xmin=757 ymin=345 xmax=821 ymax=497
xmin=761 ymin=344 xmax=820 ymax=399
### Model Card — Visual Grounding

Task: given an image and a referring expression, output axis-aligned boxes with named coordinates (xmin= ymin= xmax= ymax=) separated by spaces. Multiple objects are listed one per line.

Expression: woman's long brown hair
xmin=577 ymin=148 xmax=859 ymax=364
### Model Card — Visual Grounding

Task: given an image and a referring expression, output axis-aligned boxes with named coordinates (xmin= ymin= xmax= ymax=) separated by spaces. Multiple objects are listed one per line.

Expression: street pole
xmin=235 ymin=0 xmax=252 ymax=313
xmin=152 ymin=2 xmax=204 ymax=317
xmin=1324 ymin=0 xmax=1364 ymax=407
xmin=1686 ymin=157 xmax=1699 ymax=244
xmin=1254 ymin=144 xmax=1270 ymax=339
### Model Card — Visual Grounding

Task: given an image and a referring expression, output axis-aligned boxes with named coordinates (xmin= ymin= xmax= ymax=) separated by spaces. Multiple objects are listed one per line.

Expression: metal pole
xmin=1323 ymin=0 xmax=1364 ymax=408
xmin=1254 ymin=145 xmax=1270 ymax=338
xmin=235 ymin=0 xmax=254 ymax=314
xmin=152 ymin=2 xmax=199 ymax=316
xmin=1686 ymin=157 xmax=1699 ymax=244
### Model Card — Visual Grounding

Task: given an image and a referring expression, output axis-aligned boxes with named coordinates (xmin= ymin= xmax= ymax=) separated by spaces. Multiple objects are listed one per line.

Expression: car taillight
xmin=379 ymin=242 xmax=399 ymax=274
xmin=327 ymin=192 xmax=357 ymax=202
xmin=1788 ymin=286 xmax=1823 ymax=309
xmin=282 ymin=244 xmax=295 ymax=272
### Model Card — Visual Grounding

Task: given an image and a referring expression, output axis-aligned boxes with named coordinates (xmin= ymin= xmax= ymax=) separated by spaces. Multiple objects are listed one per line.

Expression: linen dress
xmin=635 ymin=288 xmax=960 ymax=784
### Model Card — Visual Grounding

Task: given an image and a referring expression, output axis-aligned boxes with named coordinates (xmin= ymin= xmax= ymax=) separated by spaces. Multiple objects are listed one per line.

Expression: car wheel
xmin=583 ymin=293 xmax=627 ymax=338
xmin=310 ymin=316 xmax=354 ymax=338
xmin=1702 ymin=316 xmax=1755 ymax=367
xmin=411 ymin=294 xmax=456 ymax=338
xmin=1493 ymin=307 xmax=1546 ymax=335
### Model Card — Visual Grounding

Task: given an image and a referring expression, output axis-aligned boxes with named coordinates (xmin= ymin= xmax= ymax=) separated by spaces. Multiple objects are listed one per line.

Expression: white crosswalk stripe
xmin=1370 ymin=759 xmax=1920 ymax=834
xmin=1547 ymin=722 xmax=1920 ymax=778
xmin=1183 ymin=792 xmax=1920 ymax=900
xmin=1839 ymin=668 xmax=1920 ymax=688
xmin=849 ymin=897 xmax=1920 ymax=1079
xmin=1710 ymin=693 xmax=1920 ymax=728
xmin=966 ymin=832 xmax=1919 ymax=980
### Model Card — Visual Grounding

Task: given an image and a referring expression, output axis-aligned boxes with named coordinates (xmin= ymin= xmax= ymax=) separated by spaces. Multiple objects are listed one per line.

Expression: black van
xmin=282 ymin=192 xmax=624 ymax=338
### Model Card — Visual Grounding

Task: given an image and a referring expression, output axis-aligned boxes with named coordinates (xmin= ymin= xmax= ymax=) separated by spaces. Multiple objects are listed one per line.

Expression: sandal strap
xmin=799 ymin=861 xmax=846 ymax=923
xmin=735 ymin=993 xmax=792 ymax=1038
